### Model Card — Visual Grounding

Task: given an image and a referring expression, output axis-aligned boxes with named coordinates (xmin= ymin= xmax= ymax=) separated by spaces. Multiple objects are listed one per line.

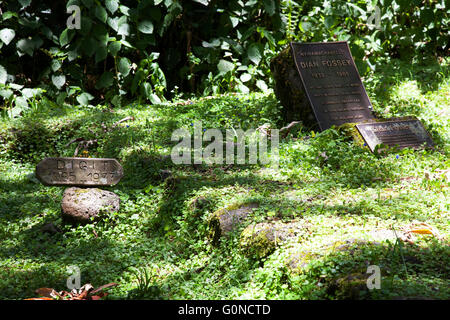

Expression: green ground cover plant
xmin=0 ymin=56 xmax=448 ymax=299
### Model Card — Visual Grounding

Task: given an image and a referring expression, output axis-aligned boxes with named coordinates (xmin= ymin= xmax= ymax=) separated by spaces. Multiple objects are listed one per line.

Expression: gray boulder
xmin=240 ymin=221 xmax=304 ymax=258
xmin=61 ymin=187 xmax=120 ymax=224
xmin=208 ymin=202 xmax=259 ymax=245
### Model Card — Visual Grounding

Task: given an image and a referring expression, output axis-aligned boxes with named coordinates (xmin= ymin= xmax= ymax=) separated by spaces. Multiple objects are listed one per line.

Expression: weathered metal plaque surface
xmin=290 ymin=41 xmax=375 ymax=130
xmin=356 ymin=119 xmax=434 ymax=152
xmin=36 ymin=157 xmax=123 ymax=186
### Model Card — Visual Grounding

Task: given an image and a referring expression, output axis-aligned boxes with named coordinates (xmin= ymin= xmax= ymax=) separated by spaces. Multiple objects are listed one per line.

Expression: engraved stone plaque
xmin=290 ymin=41 xmax=375 ymax=130
xmin=36 ymin=157 xmax=123 ymax=186
xmin=356 ymin=119 xmax=434 ymax=152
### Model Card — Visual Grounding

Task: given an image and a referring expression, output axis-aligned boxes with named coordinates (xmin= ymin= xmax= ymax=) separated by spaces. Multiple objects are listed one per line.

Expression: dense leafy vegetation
xmin=0 ymin=0 xmax=448 ymax=114
xmin=0 ymin=57 xmax=448 ymax=299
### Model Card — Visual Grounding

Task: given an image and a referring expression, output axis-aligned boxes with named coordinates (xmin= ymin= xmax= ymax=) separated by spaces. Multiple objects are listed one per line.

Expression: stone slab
xmin=356 ymin=119 xmax=434 ymax=152
xmin=36 ymin=157 xmax=123 ymax=186
xmin=290 ymin=41 xmax=375 ymax=130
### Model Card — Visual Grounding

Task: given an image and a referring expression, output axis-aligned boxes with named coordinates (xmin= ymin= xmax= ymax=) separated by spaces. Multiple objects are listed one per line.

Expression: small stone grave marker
xmin=356 ymin=119 xmax=434 ymax=152
xmin=36 ymin=157 xmax=123 ymax=187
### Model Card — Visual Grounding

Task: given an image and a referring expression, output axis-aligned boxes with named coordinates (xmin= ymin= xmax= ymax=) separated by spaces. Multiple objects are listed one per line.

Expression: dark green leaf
xmin=81 ymin=0 xmax=93 ymax=8
xmin=118 ymin=57 xmax=131 ymax=76
xmin=95 ymin=46 xmax=107 ymax=63
xmin=108 ymin=41 xmax=121 ymax=56
xmin=96 ymin=71 xmax=114 ymax=89
xmin=18 ymin=0 xmax=31 ymax=7
xmin=95 ymin=6 xmax=108 ymax=23
xmin=263 ymin=0 xmax=275 ymax=16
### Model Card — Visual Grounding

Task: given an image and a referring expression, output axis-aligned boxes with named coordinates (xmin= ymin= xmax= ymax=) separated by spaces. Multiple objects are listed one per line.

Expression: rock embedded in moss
xmin=285 ymin=238 xmax=381 ymax=275
xmin=240 ymin=221 xmax=304 ymax=259
xmin=337 ymin=122 xmax=368 ymax=148
xmin=208 ymin=202 xmax=259 ymax=245
xmin=330 ymin=272 xmax=371 ymax=300
xmin=285 ymin=249 xmax=318 ymax=274
xmin=270 ymin=46 xmax=317 ymax=127
xmin=61 ymin=187 xmax=120 ymax=224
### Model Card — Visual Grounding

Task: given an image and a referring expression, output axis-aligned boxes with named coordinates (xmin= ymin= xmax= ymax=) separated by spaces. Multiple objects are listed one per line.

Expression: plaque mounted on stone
xmin=356 ymin=119 xmax=434 ymax=152
xmin=36 ymin=157 xmax=123 ymax=187
xmin=271 ymin=41 xmax=375 ymax=130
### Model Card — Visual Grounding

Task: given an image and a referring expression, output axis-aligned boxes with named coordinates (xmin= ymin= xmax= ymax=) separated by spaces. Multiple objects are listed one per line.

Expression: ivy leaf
xmin=95 ymin=6 xmax=108 ymax=23
xmin=138 ymin=20 xmax=154 ymax=34
xmin=0 ymin=65 xmax=7 ymax=84
xmin=217 ymin=59 xmax=234 ymax=75
xmin=59 ymin=29 xmax=73 ymax=47
xmin=105 ymin=0 xmax=119 ymax=14
xmin=256 ymin=80 xmax=268 ymax=91
xmin=0 ymin=88 xmax=13 ymax=99
xmin=240 ymin=73 xmax=251 ymax=82
xmin=229 ymin=16 xmax=239 ymax=28
xmin=15 ymin=96 xmax=28 ymax=108
xmin=108 ymin=17 xmax=119 ymax=31
xmin=108 ymin=41 xmax=121 ymax=56
xmin=192 ymin=0 xmax=210 ymax=5
xmin=247 ymin=43 xmax=262 ymax=65
xmin=0 ymin=28 xmax=15 ymax=45
xmin=76 ymin=92 xmax=94 ymax=106
xmin=18 ymin=0 xmax=31 ymax=7
xmin=51 ymin=59 xmax=62 ymax=72
xmin=118 ymin=57 xmax=131 ymax=76
xmin=17 ymin=38 xmax=35 ymax=56
xmin=52 ymin=74 xmax=66 ymax=89
xmin=56 ymin=92 xmax=67 ymax=105
xmin=21 ymin=88 xmax=42 ymax=99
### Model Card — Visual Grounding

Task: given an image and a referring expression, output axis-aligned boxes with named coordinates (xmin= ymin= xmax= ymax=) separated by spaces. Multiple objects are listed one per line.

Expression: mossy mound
xmin=208 ymin=202 xmax=259 ymax=245
xmin=285 ymin=238 xmax=381 ymax=275
xmin=240 ymin=221 xmax=303 ymax=259
xmin=328 ymin=271 xmax=372 ymax=300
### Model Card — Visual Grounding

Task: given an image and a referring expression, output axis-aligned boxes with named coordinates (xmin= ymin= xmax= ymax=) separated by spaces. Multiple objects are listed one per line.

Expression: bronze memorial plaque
xmin=290 ymin=41 xmax=375 ymax=130
xmin=36 ymin=157 xmax=123 ymax=186
xmin=356 ymin=119 xmax=434 ymax=152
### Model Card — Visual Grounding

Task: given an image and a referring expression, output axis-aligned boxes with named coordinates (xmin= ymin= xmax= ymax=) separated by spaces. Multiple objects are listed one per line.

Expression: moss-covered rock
xmin=285 ymin=238 xmax=381 ymax=275
xmin=330 ymin=271 xmax=371 ymax=300
xmin=338 ymin=122 xmax=368 ymax=148
xmin=285 ymin=249 xmax=318 ymax=274
xmin=240 ymin=221 xmax=303 ymax=259
xmin=270 ymin=45 xmax=317 ymax=127
xmin=208 ymin=202 xmax=259 ymax=245
xmin=61 ymin=187 xmax=120 ymax=224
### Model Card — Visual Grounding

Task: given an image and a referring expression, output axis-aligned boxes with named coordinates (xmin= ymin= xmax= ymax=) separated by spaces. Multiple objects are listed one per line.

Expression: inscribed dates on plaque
xmin=36 ymin=157 xmax=123 ymax=186
xmin=290 ymin=41 xmax=375 ymax=130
